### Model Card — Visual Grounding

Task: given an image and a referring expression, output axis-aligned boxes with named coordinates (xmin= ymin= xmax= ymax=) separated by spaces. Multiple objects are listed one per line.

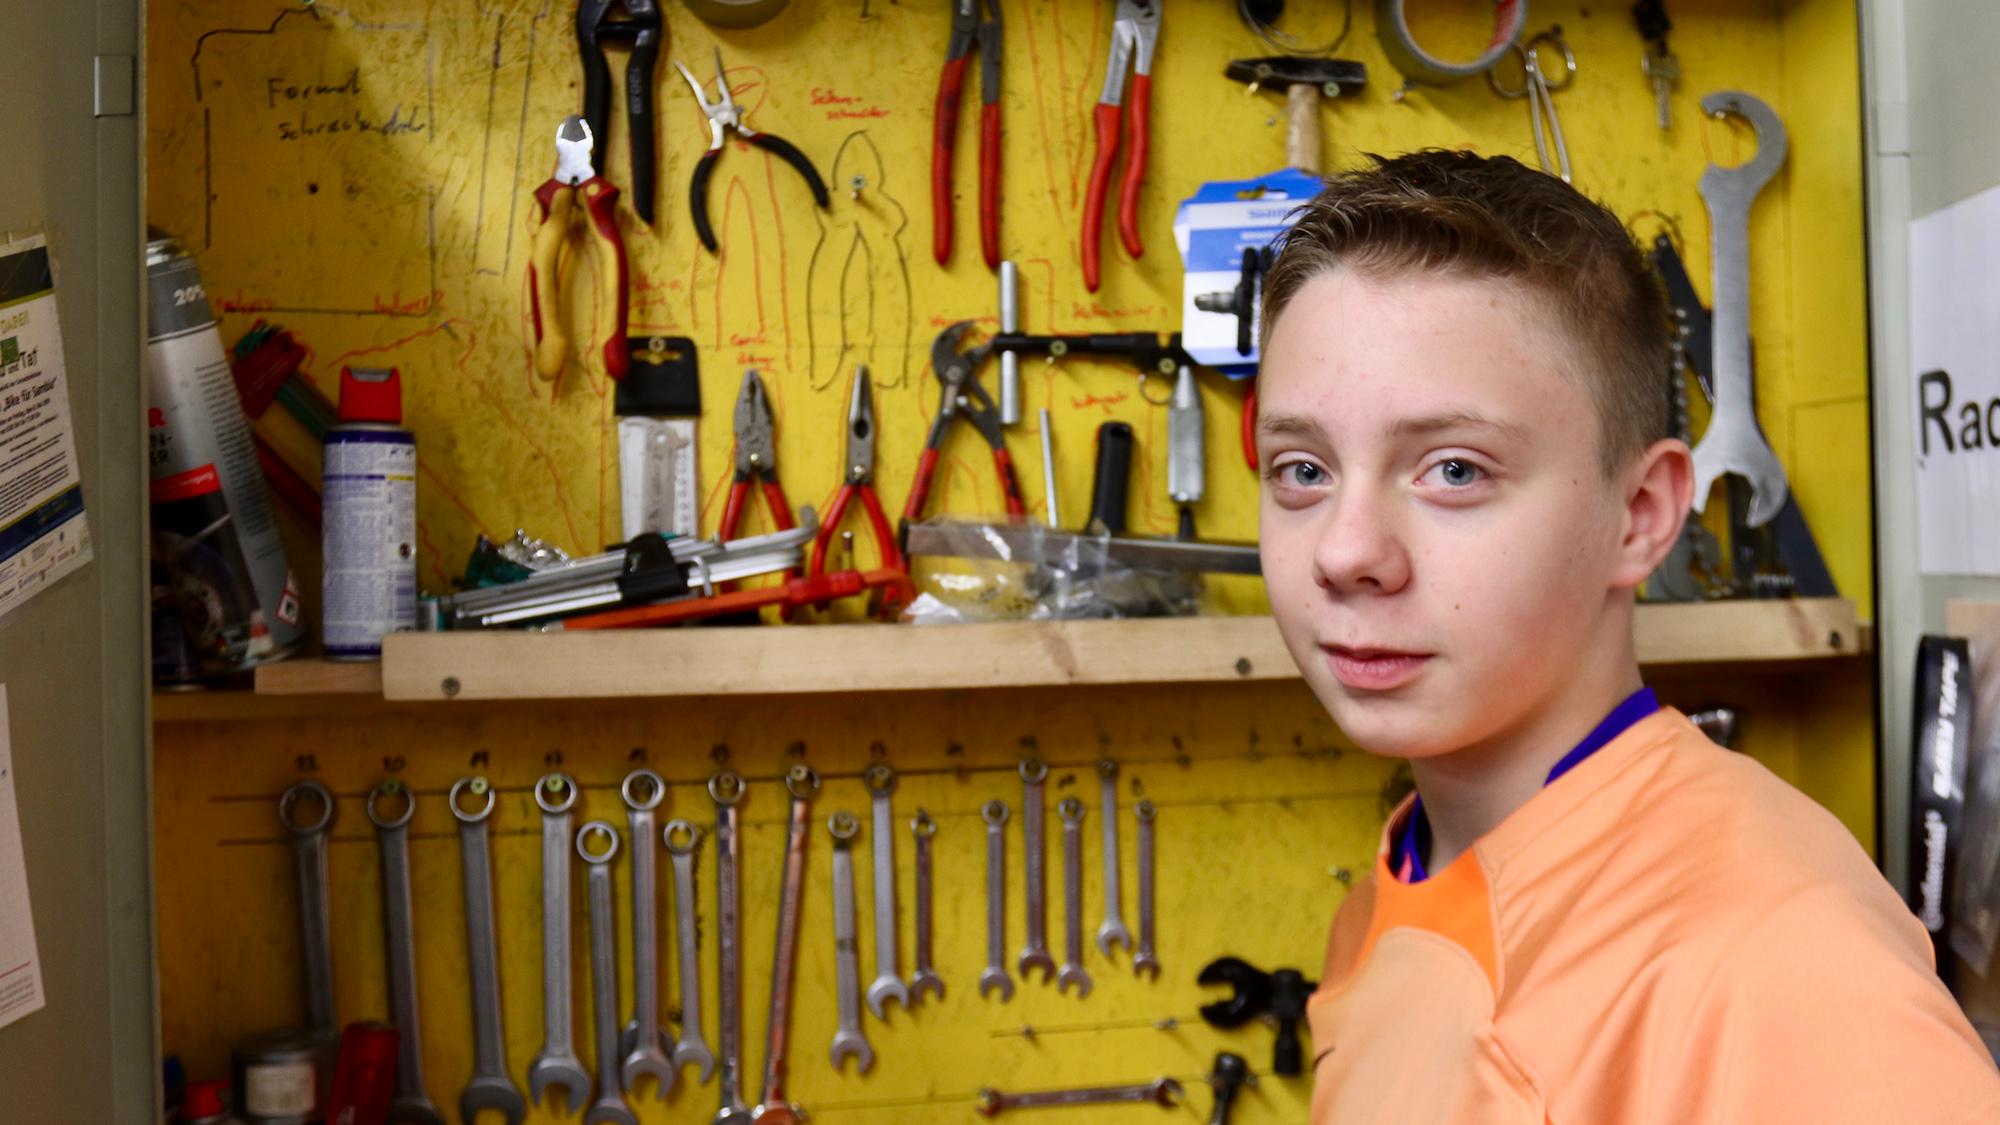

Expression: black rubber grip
xmin=690 ymin=150 xmax=721 ymax=251
xmin=1085 ymin=421 xmax=1134 ymax=535
xmin=625 ymin=39 xmax=659 ymax=225
xmin=749 ymin=132 xmax=830 ymax=208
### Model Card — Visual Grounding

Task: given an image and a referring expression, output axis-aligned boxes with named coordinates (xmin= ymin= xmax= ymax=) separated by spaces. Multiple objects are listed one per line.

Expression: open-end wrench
xmin=451 ymin=777 xmax=528 ymax=1125
xmin=1055 ymin=798 xmax=1092 ymax=997
xmin=976 ymin=1077 xmax=1184 ymax=1116
xmin=710 ymin=771 xmax=753 ymax=1125
xmin=367 ymin=782 xmax=444 ymax=1125
xmin=908 ymin=809 xmax=944 ymax=1002
xmin=1133 ymin=799 xmax=1160 ymax=979
xmin=862 ymin=764 xmax=910 ymax=1021
xmin=529 ymin=773 xmax=592 ymax=1113
xmin=827 ymin=811 xmax=875 ymax=1074
xmin=1689 ymin=89 xmax=1790 ymax=529
xmin=753 ymin=764 xmax=820 ymax=1124
xmin=1016 ymin=759 xmax=1056 ymax=983
xmin=279 ymin=779 xmax=337 ymax=1036
xmin=1094 ymin=759 xmax=1132 ymax=958
xmin=664 ymin=818 xmax=716 ymax=1084
xmin=619 ymin=769 xmax=674 ymax=1101
xmin=980 ymin=800 xmax=1013 ymax=1000
xmin=578 ymin=822 xmax=638 ymax=1125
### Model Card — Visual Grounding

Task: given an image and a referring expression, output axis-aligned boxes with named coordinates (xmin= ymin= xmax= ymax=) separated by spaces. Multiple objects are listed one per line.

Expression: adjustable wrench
xmin=908 ymin=809 xmax=944 ymax=1002
xmin=710 ymin=771 xmax=754 ymax=1125
xmin=827 ymin=811 xmax=874 ymax=1073
xmin=529 ymin=773 xmax=592 ymax=1113
xmin=1133 ymin=799 xmax=1160 ymax=979
xmin=979 ymin=800 xmax=1014 ymax=1001
xmin=1055 ymin=798 xmax=1093 ymax=997
xmin=1094 ymin=759 xmax=1132 ymax=957
xmin=664 ymin=818 xmax=716 ymax=1083
xmin=862 ymin=764 xmax=910 ymax=1021
xmin=1689 ymin=90 xmax=1790 ymax=529
xmin=977 ymin=1077 xmax=1184 ymax=1116
xmin=279 ymin=779 xmax=337 ymax=1036
xmin=578 ymin=821 xmax=638 ymax=1125
xmin=619 ymin=769 xmax=674 ymax=1101
xmin=1016 ymin=759 xmax=1056 ymax=983
xmin=753 ymin=765 xmax=820 ymax=1124
xmin=451 ymin=777 xmax=527 ymax=1125
xmin=367 ymin=782 xmax=444 ymax=1125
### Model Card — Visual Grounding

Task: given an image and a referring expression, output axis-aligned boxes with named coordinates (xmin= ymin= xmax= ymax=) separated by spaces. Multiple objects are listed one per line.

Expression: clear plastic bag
xmin=902 ymin=519 xmax=1206 ymax=623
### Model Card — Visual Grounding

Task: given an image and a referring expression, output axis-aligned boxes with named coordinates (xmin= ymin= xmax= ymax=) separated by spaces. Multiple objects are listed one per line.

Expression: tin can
xmin=229 ymin=1028 xmax=334 ymax=1124
xmin=146 ymin=237 xmax=304 ymax=672
xmin=322 ymin=367 xmax=416 ymax=660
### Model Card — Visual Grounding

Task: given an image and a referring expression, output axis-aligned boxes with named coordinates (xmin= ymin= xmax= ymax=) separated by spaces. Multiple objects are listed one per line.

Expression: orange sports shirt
xmin=1308 ymin=707 xmax=2000 ymax=1123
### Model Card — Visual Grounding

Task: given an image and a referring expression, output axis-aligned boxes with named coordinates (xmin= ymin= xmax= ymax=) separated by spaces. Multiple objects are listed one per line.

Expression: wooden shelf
xmin=141 ymin=599 xmax=1864 ymax=715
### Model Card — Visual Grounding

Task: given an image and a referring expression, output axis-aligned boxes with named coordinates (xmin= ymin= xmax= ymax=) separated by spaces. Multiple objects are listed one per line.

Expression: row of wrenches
xmin=278 ymin=757 xmax=1161 ymax=1125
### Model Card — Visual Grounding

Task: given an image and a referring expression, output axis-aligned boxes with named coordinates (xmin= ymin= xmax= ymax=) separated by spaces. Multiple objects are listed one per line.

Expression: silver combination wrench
xmin=976 ymin=1077 xmax=1184 ymax=1116
xmin=578 ymin=821 xmax=638 ymax=1125
xmin=862 ymin=764 xmax=910 ymax=1020
xmin=1134 ymin=798 xmax=1160 ymax=979
xmin=908 ymin=808 xmax=944 ymax=1002
xmin=664 ymin=818 xmax=716 ymax=1083
xmin=827 ymin=811 xmax=875 ymax=1073
xmin=529 ymin=773 xmax=591 ymax=1112
xmin=752 ymin=764 xmax=819 ymax=1124
xmin=451 ymin=776 xmax=527 ymax=1125
xmin=710 ymin=771 xmax=753 ymax=1125
xmin=1095 ymin=759 xmax=1132 ymax=957
xmin=367 ymin=781 xmax=443 ymax=1125
xmin=619 ymin=768 xmax=674 ymax=1101
xmin=1056 ymin=798 xmax=1093 ymax=997
xmin=1017 ymin=759 xmax=1056 ymax=983
xmin=979 ymin=800 xmax=1013 ymax=1000
xmin=279 ymin=779 xmax=337 ymax=1037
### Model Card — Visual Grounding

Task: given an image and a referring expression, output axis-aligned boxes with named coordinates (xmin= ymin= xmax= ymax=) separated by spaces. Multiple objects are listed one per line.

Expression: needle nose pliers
xmin=1082 ymin=0 xmax=1160 ymax=292
xmin=933 ymin=0 xmax=1004 ymax=269
xmin=528 ymin=116 xmax=629 ymax=381
xmin=809 ymin=367 xmax=912 ymax=616
xmin=674 ymin=49 xmax=831 ymax=254
xmin=576 ymin=0 xmax=663 ymax=224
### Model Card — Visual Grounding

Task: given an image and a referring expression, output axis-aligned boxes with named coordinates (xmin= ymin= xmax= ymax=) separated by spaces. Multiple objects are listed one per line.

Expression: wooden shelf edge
xmin=151 ymin=599 xmax=1867 ymax=715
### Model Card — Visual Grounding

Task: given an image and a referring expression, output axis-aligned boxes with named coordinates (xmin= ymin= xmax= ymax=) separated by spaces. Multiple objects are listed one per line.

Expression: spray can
xmin=322 ymin=367 xmax=416 ymax=660
xmin=145 ymin=237 xmax=304 ymax=673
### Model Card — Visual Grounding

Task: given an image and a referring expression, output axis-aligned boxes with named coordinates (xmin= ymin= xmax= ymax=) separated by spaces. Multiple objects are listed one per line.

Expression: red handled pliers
xmin=1081 ymin=0 xmax=1160 ymax=292
xmin=809 ymin=367 xmax=912 ymax=616
xmin=933 ymin=0 xmax=1004 ymax=269
xmin=903 ymin=322 xmax=1028 ymax=527
xmin=719 ymin=371 xmax=798 ymax=585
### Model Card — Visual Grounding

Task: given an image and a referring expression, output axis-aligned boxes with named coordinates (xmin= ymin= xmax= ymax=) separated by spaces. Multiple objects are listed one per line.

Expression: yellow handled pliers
xmin=528 ymin=115 xmax=629 ymax=381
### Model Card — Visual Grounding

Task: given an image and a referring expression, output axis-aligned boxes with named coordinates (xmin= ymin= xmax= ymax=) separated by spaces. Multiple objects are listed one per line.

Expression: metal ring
xmin=863 ymin=763 xmax=896 ymax=796
xmin=785 ymin=764 xmax=821 ymax=800
xmin=663 ymin=819 xmax=702 ymax=854
xmin=709 ymin=770 xmax=745 ymax=806
xmin=911 ymin=808 xmax=938 ymax=838
xmin=577 ymin=820 xmax=620 ymax=864
xmin=828 ymin=810 xmax=860 ymax=839
xmin=981 ymin=799 xmax=1010 ymax=827
xmin=1018 ymin=759 xmax=1048 ymax=784
xmin=622 ymin=767 xmax=666 ymax=811
xmin=279 ymin=780 xmax=335 ymax=835
xmin=364 ymin=780 xmax=415 ymax=830
xmin=1487 ymin=30 xmax=1576 ymax=100
xmin=535 ymin=772 xmax=579 ymax=815
xmin=1376 ymin=0 xmax=1528 ymax=87
xmin=1135 ymin=798 xmax=1157 ymax=822
xmin=1136 ymin=371 xmax=1174 ymax=407
xmin=449 ymin=776 xmax=496 ymax=823
xmin=1057 ymin=797 xmax=1085 ymax=824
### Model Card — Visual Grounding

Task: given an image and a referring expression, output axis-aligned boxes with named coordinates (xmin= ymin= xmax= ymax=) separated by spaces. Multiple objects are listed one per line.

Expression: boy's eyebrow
xmin=1388 ymin=410 xmax=1530 ymax=442
xmin=1255 ymin=412 xmax=1330 ymax=442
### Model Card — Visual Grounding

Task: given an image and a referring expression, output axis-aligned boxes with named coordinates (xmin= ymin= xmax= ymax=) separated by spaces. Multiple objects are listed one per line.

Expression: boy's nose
xmin=1311 ymin=486 xmax=1411 ymax=596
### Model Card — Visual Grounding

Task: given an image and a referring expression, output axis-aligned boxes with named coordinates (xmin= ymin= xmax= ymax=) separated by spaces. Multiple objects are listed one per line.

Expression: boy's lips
xmin=1321 ymin=644 xmax=1433 ymax=692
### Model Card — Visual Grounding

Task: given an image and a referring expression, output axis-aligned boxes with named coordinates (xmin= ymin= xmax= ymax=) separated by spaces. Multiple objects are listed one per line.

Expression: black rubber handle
xmin=749 ymin=132 xmax=830 ymax=208
xmin=1085 ymin=421 xmax=1134 ymax=535
xmin=1207 ymin=1053 xmax=1250 ymax=1125
xmin=690 ymin=150 xmax=721 ymax=251
xmin=625 ymin=35 xmax=659 ymax=225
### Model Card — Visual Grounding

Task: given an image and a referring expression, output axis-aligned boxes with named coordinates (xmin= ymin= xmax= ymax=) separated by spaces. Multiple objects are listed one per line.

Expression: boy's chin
xmin=1316 ymin=684 xmax=1467 ymax=762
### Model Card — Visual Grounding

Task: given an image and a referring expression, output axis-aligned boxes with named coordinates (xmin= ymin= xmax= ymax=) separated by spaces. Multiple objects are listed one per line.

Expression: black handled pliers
xmin=576 ymin=0 xmax=662 ymax=224
xmin=674 ymin=48 xmax=831 ymax=253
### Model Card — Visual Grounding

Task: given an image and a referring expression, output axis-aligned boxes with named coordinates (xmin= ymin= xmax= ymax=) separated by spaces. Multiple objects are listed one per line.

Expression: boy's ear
xmin=1611 ymin=438 xmax=1697 ymax=590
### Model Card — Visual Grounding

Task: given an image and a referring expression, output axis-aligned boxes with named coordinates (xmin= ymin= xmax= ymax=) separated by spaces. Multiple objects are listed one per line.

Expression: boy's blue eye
xmin=1431 ymin=459 xmax=1484 ymax=487
xmin=1278 ymin=461 xmax=1326 ymax=487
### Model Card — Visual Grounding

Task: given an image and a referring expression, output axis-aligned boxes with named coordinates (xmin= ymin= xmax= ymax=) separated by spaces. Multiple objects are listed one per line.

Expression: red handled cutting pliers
xmin=903 ymin=322 xmax=1028 ymax=528
xmin=1081 ymin=0 xmax=1160 ymax=292
xmin=809 ymin=367 xmax=913 ymax=615
xmin=720 ymin=371 xmax=798 ymax=586
xmin=933 ymin=0 xmax=1003 ymax=269
xmin=528 ymin=116 xmax=630 ymax=381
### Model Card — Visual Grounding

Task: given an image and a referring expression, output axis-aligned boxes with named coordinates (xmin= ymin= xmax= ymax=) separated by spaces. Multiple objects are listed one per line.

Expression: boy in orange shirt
xmin=1253 ymin=150 xmax=2000 ymax=1123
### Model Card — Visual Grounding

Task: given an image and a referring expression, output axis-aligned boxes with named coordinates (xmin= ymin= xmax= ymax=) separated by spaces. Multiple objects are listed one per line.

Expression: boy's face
xmin=1257 ymin=268 xmax=1645 ymax=762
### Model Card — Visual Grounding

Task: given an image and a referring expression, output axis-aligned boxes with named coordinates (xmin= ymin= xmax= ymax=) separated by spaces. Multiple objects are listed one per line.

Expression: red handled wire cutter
xmin=528 ymin=116 xmax=629 ymax=381
xmin=933 ymin=0 xmax=1003 ymax=268
xmin=1081 ymin=0 xmax=1160 ymax=292
xmin=720 ymin=371 xmax=798 ymax=587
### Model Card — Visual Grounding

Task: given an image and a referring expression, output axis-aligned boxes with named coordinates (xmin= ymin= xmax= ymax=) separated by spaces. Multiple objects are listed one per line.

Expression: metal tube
xmin=999 ymin=260 xmax=1021 ymax=426
xmin=1038 ymin=408 xmax=1061 ymax=529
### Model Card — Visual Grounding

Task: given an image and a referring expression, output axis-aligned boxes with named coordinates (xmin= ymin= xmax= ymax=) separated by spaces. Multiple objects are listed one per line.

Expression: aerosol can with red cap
xmin=322 ymin=367 xmax=416 ymax=660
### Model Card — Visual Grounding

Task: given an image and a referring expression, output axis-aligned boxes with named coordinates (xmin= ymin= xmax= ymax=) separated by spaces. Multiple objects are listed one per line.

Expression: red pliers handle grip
xmin=1081 ymin=79 xmax=1150 ymax=292
xmin=1118 ymin=75 xmax=1150 ymax=259
xmin=719 ymin=476 xmax=797 ymax=542
xmin=901 ymin=446 xmax=1026 ymax=525
xmin=810 ymin=482 xmax=904 ymax=578
xmin=1081 ymin=102 xmax=1122 ymax=293
xmin=933 ymin=59 xmax=1003 ymax=269
xmin=564 ymin=567 xmax=913 ymax=630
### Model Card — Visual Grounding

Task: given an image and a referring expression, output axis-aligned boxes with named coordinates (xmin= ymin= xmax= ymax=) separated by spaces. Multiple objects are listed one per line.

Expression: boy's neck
xmin=1410 ymin=612 xmax=1645 ymax=873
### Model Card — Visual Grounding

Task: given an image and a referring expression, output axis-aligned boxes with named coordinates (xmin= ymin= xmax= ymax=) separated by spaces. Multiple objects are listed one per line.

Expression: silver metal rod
xmin=1038 ymin=408 xmax=1060 ymax=529
xmin=905 ymin=522 xmax=1260 ymax=575
xmin=999 ymin=260 xmax=1021 ymax=427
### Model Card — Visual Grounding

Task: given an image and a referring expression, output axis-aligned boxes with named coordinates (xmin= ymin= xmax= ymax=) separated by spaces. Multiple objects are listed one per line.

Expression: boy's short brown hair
xmin=1262 ymin=150 xmax=1673 ymax=476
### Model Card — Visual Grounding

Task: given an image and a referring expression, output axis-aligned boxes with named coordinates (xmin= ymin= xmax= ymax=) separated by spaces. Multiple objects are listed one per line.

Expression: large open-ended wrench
xmin=619 ymin=769 xmax=674 ymax=1101
xmin=367 ymin=782 xmax=444 ymax=1125
xmin=1690 ymin=89 xmax=1790 ymax=529
xmin=1055 ymin=798 xmax=1093 ymax=997
xmin=753 ymin=764 xmax=820 ymax=1124
xmin=977 ymin=1077 xmax=1184 ymax=1116
xmin=279 ymin=780 xmax=337 ymax=1037
xmin=979 ymin=800 xmax=1013 ymax=1000
xmin=1134 ymin=799 xmax=1160 ymax=979
xmin=664 ymin=818 xmax=716 ymax=1084
xmin=1095 ymin=759 xmax=1132 ymax=957
xmin=451 ymin=777 xmax=527 ymax=1125
xmin=579 ymin=822 xmax=637 ymax=1125
xmin=1017 ymin=759 xmax=1056 ymax=983
xmin=827 ymin=811 xmax=875 ymax=1073
xmin=529 ymin=773 xmax=592 ymax=1113
xmin=710 ymin=771 xmax=753 ymax=1125
xmin=909 ymin=809 xmax=944 ymax=1002
xmin=862 ymin=764 xmax=910 ymax=1021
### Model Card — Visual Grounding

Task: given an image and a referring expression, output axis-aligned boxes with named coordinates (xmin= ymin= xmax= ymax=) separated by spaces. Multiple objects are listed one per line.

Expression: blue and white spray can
xmin=322 ymin=366 xmax=416 ymax=660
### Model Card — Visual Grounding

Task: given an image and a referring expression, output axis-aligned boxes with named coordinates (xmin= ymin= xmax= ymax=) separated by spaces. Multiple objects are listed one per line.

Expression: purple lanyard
xmin=1394 ymin=688 xmax=1659 ymax=883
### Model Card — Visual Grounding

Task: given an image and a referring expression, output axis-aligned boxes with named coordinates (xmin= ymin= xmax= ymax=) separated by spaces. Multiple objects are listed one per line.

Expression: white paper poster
xmin=0 ymin=686 xmax=44 ymax=1030
xmin=1910 ymin=183 xmax=2000 ymax=575
xmin=0 ymin=234 xmax=92 ymax=617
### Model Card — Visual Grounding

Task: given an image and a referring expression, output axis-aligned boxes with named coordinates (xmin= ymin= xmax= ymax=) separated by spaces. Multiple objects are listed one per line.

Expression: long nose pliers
xmin=1081 ymin=0 xmax=1160 ymax=292
xmin=576 ymin=0 xmax=663 ymax=224
xmin=674 ymin=49 xmax=831 ymax=253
